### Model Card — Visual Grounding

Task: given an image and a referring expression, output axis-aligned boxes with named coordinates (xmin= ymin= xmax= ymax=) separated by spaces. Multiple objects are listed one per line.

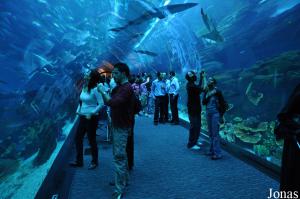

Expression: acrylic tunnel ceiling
xmin=1 ymin=0 xmax=300 ymax=94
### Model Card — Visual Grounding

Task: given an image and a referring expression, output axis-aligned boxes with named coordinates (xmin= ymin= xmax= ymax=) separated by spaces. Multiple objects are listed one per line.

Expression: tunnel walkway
xmin=68 ymin=116 xmax=279 ymax=199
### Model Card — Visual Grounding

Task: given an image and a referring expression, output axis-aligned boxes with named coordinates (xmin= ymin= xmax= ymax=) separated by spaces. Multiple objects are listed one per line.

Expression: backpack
xmin=216 ymin=91 xmax=229 ymax=116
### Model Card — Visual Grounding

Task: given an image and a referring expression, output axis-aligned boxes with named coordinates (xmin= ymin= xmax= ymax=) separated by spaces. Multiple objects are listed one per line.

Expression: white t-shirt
xmin=168 ymin=76 xmax=180 ymax=95
xmin=77 ymin=87 xmax=103 ymax=116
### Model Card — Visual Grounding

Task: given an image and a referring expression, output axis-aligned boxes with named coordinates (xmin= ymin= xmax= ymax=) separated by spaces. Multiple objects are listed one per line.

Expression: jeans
xmin=206 ymin=111 xmax=222 ymax=156
xmin=112 ymin=126 xmax=130 ymax=194
xmin=187 ymin=113 xmax=201 ymax=148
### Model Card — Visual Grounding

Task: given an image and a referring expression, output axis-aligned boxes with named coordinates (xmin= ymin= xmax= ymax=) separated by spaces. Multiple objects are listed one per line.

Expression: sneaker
xmin=190 ymin=145 xmax=201 ymax=150
xmin=88 ymin=163 xmax=98 ymax=170
xmin=197 ymin=141 xmax=204 ymax=146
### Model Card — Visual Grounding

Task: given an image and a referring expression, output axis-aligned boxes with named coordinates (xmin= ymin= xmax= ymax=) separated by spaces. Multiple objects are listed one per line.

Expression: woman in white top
xmin=69 ymin=69 xmax=104 ymax=170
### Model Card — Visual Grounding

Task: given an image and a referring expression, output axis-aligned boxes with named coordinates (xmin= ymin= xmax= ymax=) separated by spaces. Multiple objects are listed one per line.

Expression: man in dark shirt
xmin=98 ymin=63 xmax=134 ymax=199
xmin=186 ymin=70 xmax=205 ymax=149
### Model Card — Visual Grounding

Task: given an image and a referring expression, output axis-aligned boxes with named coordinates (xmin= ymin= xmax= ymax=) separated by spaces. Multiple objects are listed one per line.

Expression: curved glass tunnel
xmin=0 ymin=0 xmax=300 ymax=198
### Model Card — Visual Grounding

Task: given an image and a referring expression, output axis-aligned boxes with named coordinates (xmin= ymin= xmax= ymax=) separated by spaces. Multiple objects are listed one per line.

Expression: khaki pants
xmin=112 ymin=126 xmax=131 ymax=194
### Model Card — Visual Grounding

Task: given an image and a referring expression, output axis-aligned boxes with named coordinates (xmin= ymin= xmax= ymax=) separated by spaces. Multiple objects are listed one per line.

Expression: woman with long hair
xmin=69 ymin=69 xmax=104 ymax=169
xmin=203 ymin=77 xmax=226 ymax=160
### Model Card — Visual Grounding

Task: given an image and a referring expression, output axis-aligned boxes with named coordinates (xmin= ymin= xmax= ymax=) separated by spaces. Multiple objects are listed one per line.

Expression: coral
xmin=233 ymin=117 xmax=269 ymax=144
xmin=236 ymin=117 xmax=268 ymax=132
xmin=261 ymin=123 xmax=283 ymax=160
xmin=220 ymin=123 xmax=236 ymax=143
xmin=234 ymin=128 xmax=262 ymax=144
xmin=253 ymin=145 xmax=270 ymax=157
xmin=233 ymin=117 xmax=243 ymax=122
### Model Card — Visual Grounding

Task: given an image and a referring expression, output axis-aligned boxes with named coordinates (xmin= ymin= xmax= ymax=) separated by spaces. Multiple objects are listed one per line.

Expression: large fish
xmin=109 ymin=3 xmax=198 ymax=32
xmin=202 ymin=29 xmax=224 ymax=43
xmin=134 ymin=50 xmax=158 ymax=57
xmin=201 ymin=8 xmax=212 ymax=31
xmin=200 ymin=8 xmax=224 ymax=43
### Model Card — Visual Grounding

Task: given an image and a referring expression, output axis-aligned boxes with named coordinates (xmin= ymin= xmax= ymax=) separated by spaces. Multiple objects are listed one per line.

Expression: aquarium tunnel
xmin=1 ymin=0 xmax=300 ymax=198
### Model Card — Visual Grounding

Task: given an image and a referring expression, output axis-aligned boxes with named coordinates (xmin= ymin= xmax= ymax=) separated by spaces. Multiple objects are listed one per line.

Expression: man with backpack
xmin=97 ymin=63 xmax=136 ymax=199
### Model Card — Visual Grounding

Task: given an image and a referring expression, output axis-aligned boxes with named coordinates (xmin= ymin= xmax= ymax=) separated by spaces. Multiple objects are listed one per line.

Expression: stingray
xmin=202 ymin=29 xmax=224 ymax=43
xmin=200 ymin=8 xmax=224 ymax=43
xmin=109 ymin=3 xmax=198 ymax=32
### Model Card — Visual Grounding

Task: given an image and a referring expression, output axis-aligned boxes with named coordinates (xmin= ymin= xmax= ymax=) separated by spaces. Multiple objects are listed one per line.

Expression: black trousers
xmin=170 ymin=94 xmax=179 ymax=122
xmin=154 ymin=96 xmax=165 ymax=122
xmin=280 ymin=136 xmax=300 ymax=191
xmin=187 ymin=113 xmax=201 ymax=148
xmin=164 ymin=94 xmax=169 ymax=121
xmin=75 ymin=115 xmax=98 ymax=164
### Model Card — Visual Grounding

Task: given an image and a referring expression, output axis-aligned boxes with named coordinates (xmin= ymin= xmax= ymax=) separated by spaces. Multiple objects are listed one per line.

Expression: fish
xmin=109 ymin=3 xmax=198 ymax=32
xmin=202 ymin=29 xmax=224 ymax=43
xmin=134 ymin=50 xmax=158 ymax=57
xmin=200 ymin=8 xmax=224 ymax=43
xmin=201 ymin=8 xmax=212 ymax=31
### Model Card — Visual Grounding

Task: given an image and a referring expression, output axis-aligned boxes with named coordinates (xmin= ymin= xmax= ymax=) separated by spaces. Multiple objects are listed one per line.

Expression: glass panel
xmin=1 ymin=0 xmax=300 ymax=197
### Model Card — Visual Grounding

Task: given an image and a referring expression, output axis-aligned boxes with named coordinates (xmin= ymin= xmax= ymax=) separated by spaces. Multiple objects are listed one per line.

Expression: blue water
xmin=0 ymin=0 xmax=300 ymax=198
